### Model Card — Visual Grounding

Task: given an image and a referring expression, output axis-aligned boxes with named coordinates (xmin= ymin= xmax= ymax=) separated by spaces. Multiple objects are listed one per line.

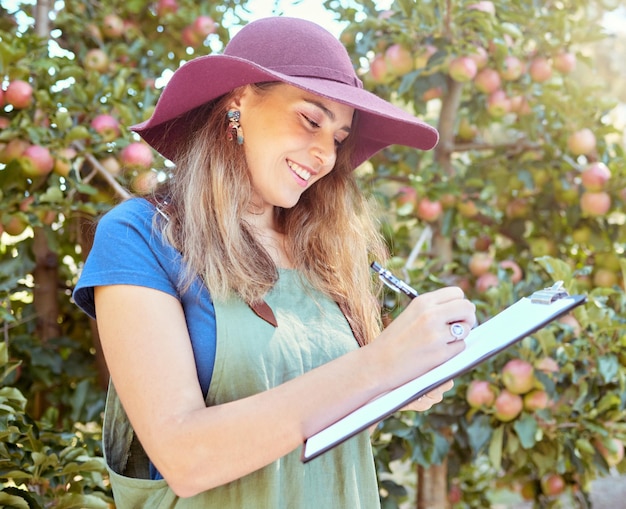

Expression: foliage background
xmin=0 ymin=0 xmax=625 ymax=508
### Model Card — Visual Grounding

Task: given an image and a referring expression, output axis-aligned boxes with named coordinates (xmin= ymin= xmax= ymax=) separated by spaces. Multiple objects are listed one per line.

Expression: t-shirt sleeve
xmin=73 ymin=198 xmax=181 ymax=319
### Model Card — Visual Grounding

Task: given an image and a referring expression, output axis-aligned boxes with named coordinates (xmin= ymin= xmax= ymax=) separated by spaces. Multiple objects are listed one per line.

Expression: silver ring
xmin=450 ymin=323 xmax=465 ymax=340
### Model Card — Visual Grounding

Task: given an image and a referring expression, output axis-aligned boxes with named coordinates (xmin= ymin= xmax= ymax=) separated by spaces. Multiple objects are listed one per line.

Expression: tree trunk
xmin=77 ymin=215 xmax=110 ymax=390
xmin=32 ymin=227 xmax=61 ymax=417
xmin=417 ymin=460 xmax=450 ymax=509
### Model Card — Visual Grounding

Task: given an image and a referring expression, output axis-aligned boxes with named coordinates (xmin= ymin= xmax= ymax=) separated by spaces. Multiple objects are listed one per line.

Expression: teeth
xmin=288 ymin=161 xmax=311 ymax=181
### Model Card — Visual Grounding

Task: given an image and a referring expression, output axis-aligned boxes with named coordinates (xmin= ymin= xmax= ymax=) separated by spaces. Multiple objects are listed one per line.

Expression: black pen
xmin=370 ymin=261 xmax=419 ymax=299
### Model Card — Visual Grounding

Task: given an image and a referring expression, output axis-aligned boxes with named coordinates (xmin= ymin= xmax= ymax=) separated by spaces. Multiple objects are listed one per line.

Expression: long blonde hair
xmin=154 ymin=84 xmax=388 ymax=345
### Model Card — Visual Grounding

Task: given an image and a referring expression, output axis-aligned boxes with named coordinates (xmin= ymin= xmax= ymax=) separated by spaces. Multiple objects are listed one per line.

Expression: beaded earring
xmin=226 ymin=109 xmax=244 ymax=145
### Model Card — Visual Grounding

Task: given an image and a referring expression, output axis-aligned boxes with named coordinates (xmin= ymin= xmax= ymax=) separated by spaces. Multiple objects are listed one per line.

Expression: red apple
xmin=474 ymin=67 xmax=501 ymax=93
xmin=0 ymin=116 xmax=10 ymax=129
xmin=557 ymin=314 xmax=582 ymax=336
xmin=90 ymin=114 xmax=121 ymax=141
xmin=540 ymin=474 xmax=566 ymax=497
xmin=0 ymin=138 xmax=30 ymax=163
xmin=53 ymin=147 xmax=77 ymax=177
xmin=529 ymin=57 xmax=552 ymax=82
xmin=448 ymin=56 xmax=478 ymax=82
xmin=567 ymin=128 xmax=596 ymax=155
xmin=523 ymin=389 xmax=549 ymax=411
xmin=3 ymin=214 xmax=29 ymax=236
xmin=84 ymin=48 xmax=109 ymax=72
xmin=553 ymin=51 xmax=576 ymax=74
xmin=416 ymin=198 xmax=443 ymax=222
xmin=499 ymin=55 xmax=524 ymax=81
xmin=594 ymin=437 xmax=625 ymax=467
xmin=536 ymin=356 xmax=559 ymax=373
xmin=493 ymin=389 xmax=523 ymax=422
xmin=509 ymin=95 xmax=531 ymax=116
xmin=5 ymin=80 xmax=33 ymax=109
xmin=100 ymin=155 xmax=122 ymax=176
xmin=473 ymin=234 xmax=491 ymax=252
xmin=580 ymin=191 xmax=611 ymax=216
xmin=192 ymin=15 xmax=216 ymax=39
xmin=498 ymin=260 xmax=523 ymax=283
xmin=396 ymin=186 xmax=418 ymax=209
xmin=102 ymin=14 xmax=124 ymax=38
xmin=468 ymin=46 xmax=488 ymax=70
xmin=502 ymin=359 xmax=535 ymax=394
xmin=487 ymin=90 xmax=511 ymax=117
xmin=369 ymin=54 xmax=391 ymax=84
xmin=20 ymin=144 xmax=54 ymax=177
xmin=385 ymin=44 xmax=414 ymax=76
xmin=421 ymin=87 xmax=443 ymax=102
xmin=475 ymin=272 xmax=499 ymax=292
xmin=132 ymin=170 xmax=159 ymax=194
xmin=468 ymin=1 xmax=496 ymax=14
xmin=156 ymin=0 xmax=178 ymax=16
xmin=466 ymin=380 xmax=496 ymax=408
xmin=120 ymin=142 xmax=154 ymax=169
xmin=468 ymin=252 xmax=493 ymax=277
xmin=580 ymin=162 xmax=610 ymax=191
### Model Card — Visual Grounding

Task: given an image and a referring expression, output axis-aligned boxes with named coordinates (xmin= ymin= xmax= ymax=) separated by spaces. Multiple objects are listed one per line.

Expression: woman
xmin=74 ymin=16 xmax=476 ymax=508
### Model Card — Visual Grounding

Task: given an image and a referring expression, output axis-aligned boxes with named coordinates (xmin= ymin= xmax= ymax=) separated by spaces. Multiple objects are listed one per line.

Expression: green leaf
xmin=513 ymin=414 xmax=538 ymax=449
xmin=488 ymin=425 xmax=504 ymax=470
xmin=0 ymin=491 xmax=30 ymax=509
xmin=598 ymin=354 xmax=619 ymax=383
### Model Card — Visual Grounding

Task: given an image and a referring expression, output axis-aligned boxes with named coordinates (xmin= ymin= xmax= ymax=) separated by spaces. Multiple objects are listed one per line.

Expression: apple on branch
xmin=466 ymin=380 xmax=496 ymax=408
xmin=5 ymin=80 xmax=33 ymax=110
xmin=84 ymin=48 xmax=109 ymax=73
xmin=580 ymin=161 xmax=611 ymax=191
xmin=20 ymin=145 xmax=55 ymax=178
xmin=474 ymin=67 xmax=501 ymax=94
xmin=448 ymin=56 xmax=478 ymax=82
xmin=499 ymin=55 xmax=524 ymax=81
xmin=567 ymin=128 xmax=596 ymax=156
xmin=385 ymin=44 xmax=414 ymax=77
xmin=120 ymin=142 xmax=154 ymax=169
xmin=91 ymin=114 xmax=121 ymax=142
xmin=493 ymin=389 xmax=523 ymax=422
xmin=529 ymin=57 xmax=553 ymax=82
xmin=501 ymin=358 xmax=535 ymax=395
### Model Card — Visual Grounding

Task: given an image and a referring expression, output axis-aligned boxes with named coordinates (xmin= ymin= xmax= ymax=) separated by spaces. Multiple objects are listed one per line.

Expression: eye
xmin=302 ymin=114 xmax=320 ymax=129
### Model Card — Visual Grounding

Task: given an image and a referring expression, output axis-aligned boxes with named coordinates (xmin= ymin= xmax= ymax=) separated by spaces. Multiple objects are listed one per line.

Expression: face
xmin=233 ymin=83 xmax=354 ymax=211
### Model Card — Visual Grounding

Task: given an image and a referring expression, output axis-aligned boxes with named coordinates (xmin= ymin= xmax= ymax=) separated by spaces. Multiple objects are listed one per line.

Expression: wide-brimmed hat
xmin=131 ymin=16 xmax=439 ymax=169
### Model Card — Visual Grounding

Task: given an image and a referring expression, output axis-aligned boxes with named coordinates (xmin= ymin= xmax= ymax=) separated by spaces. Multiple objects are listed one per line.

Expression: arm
xmin=94 ymin=283 xmax=474 ymax=497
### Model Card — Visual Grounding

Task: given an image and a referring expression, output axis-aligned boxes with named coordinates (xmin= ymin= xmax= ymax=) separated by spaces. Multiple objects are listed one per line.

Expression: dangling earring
xmin=227 ymin=109 xmax=244 ymax=145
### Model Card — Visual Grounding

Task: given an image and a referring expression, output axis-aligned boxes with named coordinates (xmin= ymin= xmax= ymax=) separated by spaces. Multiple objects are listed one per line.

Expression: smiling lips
xmin=287 ymin=160 xmax=313 ymax=185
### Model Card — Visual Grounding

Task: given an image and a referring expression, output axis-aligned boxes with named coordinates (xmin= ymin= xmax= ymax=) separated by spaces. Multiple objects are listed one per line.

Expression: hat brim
xmin=131 ymin=54 xmax=439 ymax=168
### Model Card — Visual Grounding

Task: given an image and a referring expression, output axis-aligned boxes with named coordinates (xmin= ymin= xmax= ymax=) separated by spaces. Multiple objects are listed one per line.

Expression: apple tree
xmin=325 ymin=0 xmax=626 ymax=507
xmin=0 ymin=0 xmax=254 ymax=506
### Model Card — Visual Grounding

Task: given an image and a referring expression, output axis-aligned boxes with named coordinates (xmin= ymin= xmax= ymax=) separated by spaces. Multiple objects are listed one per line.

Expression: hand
xmin=374 ymin=286 xmax=476 ymax=387
xmin=401 ymin=380 xmax=454 ymax=412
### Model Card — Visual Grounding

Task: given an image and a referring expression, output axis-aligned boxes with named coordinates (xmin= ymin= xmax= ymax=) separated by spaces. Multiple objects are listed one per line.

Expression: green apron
xmin=102 ymin=269 xmax=380 ymax=508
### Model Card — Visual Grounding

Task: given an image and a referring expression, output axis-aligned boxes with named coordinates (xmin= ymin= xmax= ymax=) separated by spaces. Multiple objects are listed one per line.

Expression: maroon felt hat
xmin=131 ymin=16 xmax=439 ymax=169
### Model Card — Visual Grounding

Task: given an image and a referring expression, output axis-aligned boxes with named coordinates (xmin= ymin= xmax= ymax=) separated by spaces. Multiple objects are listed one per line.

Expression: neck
xmin=244 ymin=207 xmax=294 ymax=269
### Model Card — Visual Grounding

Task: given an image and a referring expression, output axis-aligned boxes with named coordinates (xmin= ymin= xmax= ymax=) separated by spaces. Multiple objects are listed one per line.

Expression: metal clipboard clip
xmin=530 ymin=281 xmax=569 ymax=304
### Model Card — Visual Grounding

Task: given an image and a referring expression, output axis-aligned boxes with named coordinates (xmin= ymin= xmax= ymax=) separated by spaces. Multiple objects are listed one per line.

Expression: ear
xmin=227 ymin=85 xmax=251 ymax=109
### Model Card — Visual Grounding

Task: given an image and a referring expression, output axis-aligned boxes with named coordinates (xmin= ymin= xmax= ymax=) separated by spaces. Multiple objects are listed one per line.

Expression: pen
xmin=370 ymin=261 xmax=419 ymax=299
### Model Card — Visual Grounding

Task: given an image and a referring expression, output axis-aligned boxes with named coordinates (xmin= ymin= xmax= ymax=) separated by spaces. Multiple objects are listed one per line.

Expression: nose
xmin=312 ymin=133 xmax=337 ymax=170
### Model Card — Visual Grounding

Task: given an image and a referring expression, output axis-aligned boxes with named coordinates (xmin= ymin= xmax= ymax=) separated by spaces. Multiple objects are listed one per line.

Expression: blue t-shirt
xmin=73 ymin=198 xmax=217 ymax=397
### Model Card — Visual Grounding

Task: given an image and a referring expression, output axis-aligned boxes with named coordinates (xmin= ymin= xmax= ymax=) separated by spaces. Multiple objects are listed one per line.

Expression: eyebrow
xmin=304 ymin=98 xmax=352 ymax=134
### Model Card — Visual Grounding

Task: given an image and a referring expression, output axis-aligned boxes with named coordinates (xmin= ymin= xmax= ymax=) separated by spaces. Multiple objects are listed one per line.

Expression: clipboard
xmin=301 ymin=282 xmax=586 ymax=463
